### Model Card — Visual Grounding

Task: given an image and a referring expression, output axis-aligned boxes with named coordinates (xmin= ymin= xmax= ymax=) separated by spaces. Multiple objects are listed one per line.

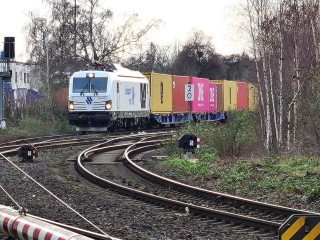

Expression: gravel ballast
xmin=0 ymin=146 xmax=260 ymax=240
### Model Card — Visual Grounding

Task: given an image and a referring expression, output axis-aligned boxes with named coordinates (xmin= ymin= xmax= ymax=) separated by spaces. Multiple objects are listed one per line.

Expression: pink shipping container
xmin=237 ymin=82 xmax=249 ymax=110
xmin=190 ymin=77 xmax=209 ymax=113
xmin=208 ymin=82 xmax=217 ymax=112
xmin=172 ymin=75 xmax=189 ymax=113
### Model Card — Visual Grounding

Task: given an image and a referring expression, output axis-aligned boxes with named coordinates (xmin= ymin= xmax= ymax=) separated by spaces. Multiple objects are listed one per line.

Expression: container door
xmin=237 ymin=82 xmax=248 ymax=110
xmin=172 ymin=75 xmax=188 ymax=113
xmin=190 ymin=77 xmax=209 ymax=113
xmin=150 ymin=73 xmax=172 ymax=113
xmin=209 ymin=83 xmax=217 ymax=112
xmin=216 ymin=83 xmax=223 ymax=111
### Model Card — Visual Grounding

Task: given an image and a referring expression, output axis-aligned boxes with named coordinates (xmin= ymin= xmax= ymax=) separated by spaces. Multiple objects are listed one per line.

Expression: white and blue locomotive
xmin=68 ymin=63 xmax=150 ymax=132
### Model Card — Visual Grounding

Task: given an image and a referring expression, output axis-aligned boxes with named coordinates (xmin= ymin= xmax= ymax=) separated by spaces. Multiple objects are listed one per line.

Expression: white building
xmin=0 ymin=61 xmax=40 ymax=105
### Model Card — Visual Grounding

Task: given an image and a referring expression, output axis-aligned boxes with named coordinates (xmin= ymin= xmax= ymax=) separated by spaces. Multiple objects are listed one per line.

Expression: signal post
xmin=185 ymin=83 xmax=194 ymax=122
xmin=0 ymin=37 xmax=15 ymax=128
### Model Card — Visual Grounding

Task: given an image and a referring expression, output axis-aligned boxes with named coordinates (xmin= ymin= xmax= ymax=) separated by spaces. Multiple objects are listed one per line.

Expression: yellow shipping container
xmin=143 ymin=72 xmax=173 ymax=113
xmin=248 ymin=83 xmax=259 ymax=111
xmin=210 ymin=80 xmax=237 ymax=111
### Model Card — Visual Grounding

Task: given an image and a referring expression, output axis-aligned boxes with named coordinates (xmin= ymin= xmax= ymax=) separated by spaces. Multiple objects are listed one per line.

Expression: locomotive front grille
xmin=72 ymin=99 xmax=108 ymax=111
xmin=92 ymin=101 xmax=106 ymax=110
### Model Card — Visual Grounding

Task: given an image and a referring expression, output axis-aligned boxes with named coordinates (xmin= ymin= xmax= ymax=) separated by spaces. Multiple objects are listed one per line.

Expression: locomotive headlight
xmin=86 ymin=73 xmax=95 ymax=78
xmin=105 ymin=101 xmax=112 ymax=110
xmin=69 ymin=101 xmax=75 ymax=110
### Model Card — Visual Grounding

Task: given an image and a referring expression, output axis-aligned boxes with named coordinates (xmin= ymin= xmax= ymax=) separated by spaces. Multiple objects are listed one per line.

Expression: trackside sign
xmin=279 ymin=214 xmax=320 ymax=239
xmin=185 ymin=84 xmax=194 ymax=101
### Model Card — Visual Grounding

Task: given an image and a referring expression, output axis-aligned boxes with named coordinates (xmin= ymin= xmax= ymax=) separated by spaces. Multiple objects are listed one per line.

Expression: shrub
xmin=212 ymin=110 xmax=257 ymax=156
xmin=0 ymin=113 xmax=75 ymax=142
xmin=51 ymin=115 xmax=75 ymax=133
xmin=18 ymin=118 xmax=46 ymax=135
xmin=162 ymin=133 xmax=181 ymax=157
xmin=165 ymin=110 xmax=257 ymax=158
xmin=307 ymin=187 xmax=320 ymax=203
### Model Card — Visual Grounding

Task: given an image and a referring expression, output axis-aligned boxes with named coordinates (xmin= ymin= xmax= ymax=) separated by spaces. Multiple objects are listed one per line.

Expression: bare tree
xmin=76 ymin=0 xmax=160 ymax=62
xmin=124 ymin=42 xmax=175 ymax=73
xmin=171 ymin=29 xmax=225 ymax=79
xmin=243 ymin=0 xmax=320 ymax=153
xmin=25 ymin=0 xmax=160 ymax=93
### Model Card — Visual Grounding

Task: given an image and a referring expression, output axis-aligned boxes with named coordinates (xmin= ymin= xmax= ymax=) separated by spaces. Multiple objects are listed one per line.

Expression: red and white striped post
xmin=0 ymin=205 xmax=94 ymax=240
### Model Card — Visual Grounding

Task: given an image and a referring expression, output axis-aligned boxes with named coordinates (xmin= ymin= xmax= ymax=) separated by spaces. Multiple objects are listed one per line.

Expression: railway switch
xmin=18 ymin=145 xmax=37 ymax=161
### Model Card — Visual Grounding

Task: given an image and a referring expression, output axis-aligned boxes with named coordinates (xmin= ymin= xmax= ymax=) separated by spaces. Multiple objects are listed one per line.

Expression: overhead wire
xmin=0 ymin=152 xmax=112 ymax=238
xmin=0 ymin=184 xmax=22 ymax=209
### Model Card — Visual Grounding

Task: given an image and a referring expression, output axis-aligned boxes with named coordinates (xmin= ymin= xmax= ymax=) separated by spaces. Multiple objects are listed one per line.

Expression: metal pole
xmin=74 ymin=0 xmax=77 ymax=58
xmin=45 ymin=20 xmax=50 ymax=96
xmin=188 ymin=101 xmax=191 ymax=122
xmin=35 ymin=18 xmax=50 ymax=99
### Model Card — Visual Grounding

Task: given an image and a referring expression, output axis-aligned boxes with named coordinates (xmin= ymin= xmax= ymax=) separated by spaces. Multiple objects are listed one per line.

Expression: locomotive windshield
xmin=73 ymin=78 xmax=107 ymax=93
xmin=91 ymin=78 xmax=107 ymax=92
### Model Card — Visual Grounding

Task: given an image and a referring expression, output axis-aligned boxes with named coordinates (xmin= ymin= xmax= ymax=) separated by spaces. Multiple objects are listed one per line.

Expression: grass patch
xmin=0 ymin=116 xmax=75 ymax=142
xmin=157 ymin=149 xmax=320 ymax=204
xmin=217 ymin=156 xmax=320 ymax=203
xmin=160 ymin=157 xmax=219 ymax=178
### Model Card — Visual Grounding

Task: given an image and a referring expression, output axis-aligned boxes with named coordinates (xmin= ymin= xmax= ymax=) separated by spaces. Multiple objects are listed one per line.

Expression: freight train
xmin=68 ymin=63 xmax=257 ymax=132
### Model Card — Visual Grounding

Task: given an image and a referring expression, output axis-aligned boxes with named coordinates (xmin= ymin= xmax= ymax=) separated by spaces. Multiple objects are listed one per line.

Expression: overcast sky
xmin=0 ymin=0 xmax=247 ymax=61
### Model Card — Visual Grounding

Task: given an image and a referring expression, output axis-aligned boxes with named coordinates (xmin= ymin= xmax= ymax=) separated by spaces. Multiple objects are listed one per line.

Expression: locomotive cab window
xmin=73 ymin=78 xmax=107 ymax=93
xmin=91 ymin=78 xmax=107 ymax=93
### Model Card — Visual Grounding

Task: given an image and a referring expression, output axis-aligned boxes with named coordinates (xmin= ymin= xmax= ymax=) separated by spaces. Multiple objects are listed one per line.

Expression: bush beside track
xmin=0 ymin=116 xmax=74 ymax=143
xmin=156 ymin=110 xmax=320 ymax=209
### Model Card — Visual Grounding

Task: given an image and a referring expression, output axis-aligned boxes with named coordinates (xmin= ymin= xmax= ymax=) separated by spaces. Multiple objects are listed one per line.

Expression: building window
xmin=27 ymin=73 xmax=30 ymax=83
xmin=24 ymin=73 xmax=26 ymax=83
xmin=20 ymin=72 xmax=22 ymax=82
xmin=15 ymin=72 xmax=17 ymax=82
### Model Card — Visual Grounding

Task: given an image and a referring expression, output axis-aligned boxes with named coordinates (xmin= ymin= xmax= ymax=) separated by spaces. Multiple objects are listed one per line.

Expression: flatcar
xmin=68 ymin=63 xmax=258 ymax=132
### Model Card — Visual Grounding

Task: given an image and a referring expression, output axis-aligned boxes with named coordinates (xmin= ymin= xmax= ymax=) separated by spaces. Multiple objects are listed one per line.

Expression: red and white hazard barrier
xmin=0 ymin=205 xmax=93 ymax=240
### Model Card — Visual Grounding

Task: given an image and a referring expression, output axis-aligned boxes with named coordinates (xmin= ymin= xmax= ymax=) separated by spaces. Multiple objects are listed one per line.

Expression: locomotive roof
xmin=74 ymin=63 xmax=145 ymax=79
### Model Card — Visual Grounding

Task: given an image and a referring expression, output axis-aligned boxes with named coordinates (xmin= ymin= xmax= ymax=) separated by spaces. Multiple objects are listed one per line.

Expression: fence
xmin=4 ymin=104 xmax=68 ymax=123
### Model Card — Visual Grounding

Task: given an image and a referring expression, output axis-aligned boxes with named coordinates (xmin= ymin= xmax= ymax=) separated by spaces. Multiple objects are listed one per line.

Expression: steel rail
xmin=124 ymin=138 xmax=318 ymax=218
xmin=76 ymin=136 xmax=280 ymax=235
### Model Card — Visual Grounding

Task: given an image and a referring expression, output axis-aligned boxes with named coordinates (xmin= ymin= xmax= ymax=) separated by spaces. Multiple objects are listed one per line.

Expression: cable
xmin=0 ymin=184 xmax=22 ymax=209
xmin=0 ymin=152 xmax=112 ymax=238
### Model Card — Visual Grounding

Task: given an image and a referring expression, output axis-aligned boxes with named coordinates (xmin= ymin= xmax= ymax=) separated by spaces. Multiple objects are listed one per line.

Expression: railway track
xmin=76 ymin=133 xmax=319 ymax=239
xmin=0 ymin=133 xmax=105 ymax=153
xmin=0 ymin=133 xmax=126 ymax=240
xmin=1 ymin=131 xmax=318 ymax=239
xmin=0 ymin=130 xmax=177 ymax=240
xmin=0 ymin=130 xmax=161 ymax=155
